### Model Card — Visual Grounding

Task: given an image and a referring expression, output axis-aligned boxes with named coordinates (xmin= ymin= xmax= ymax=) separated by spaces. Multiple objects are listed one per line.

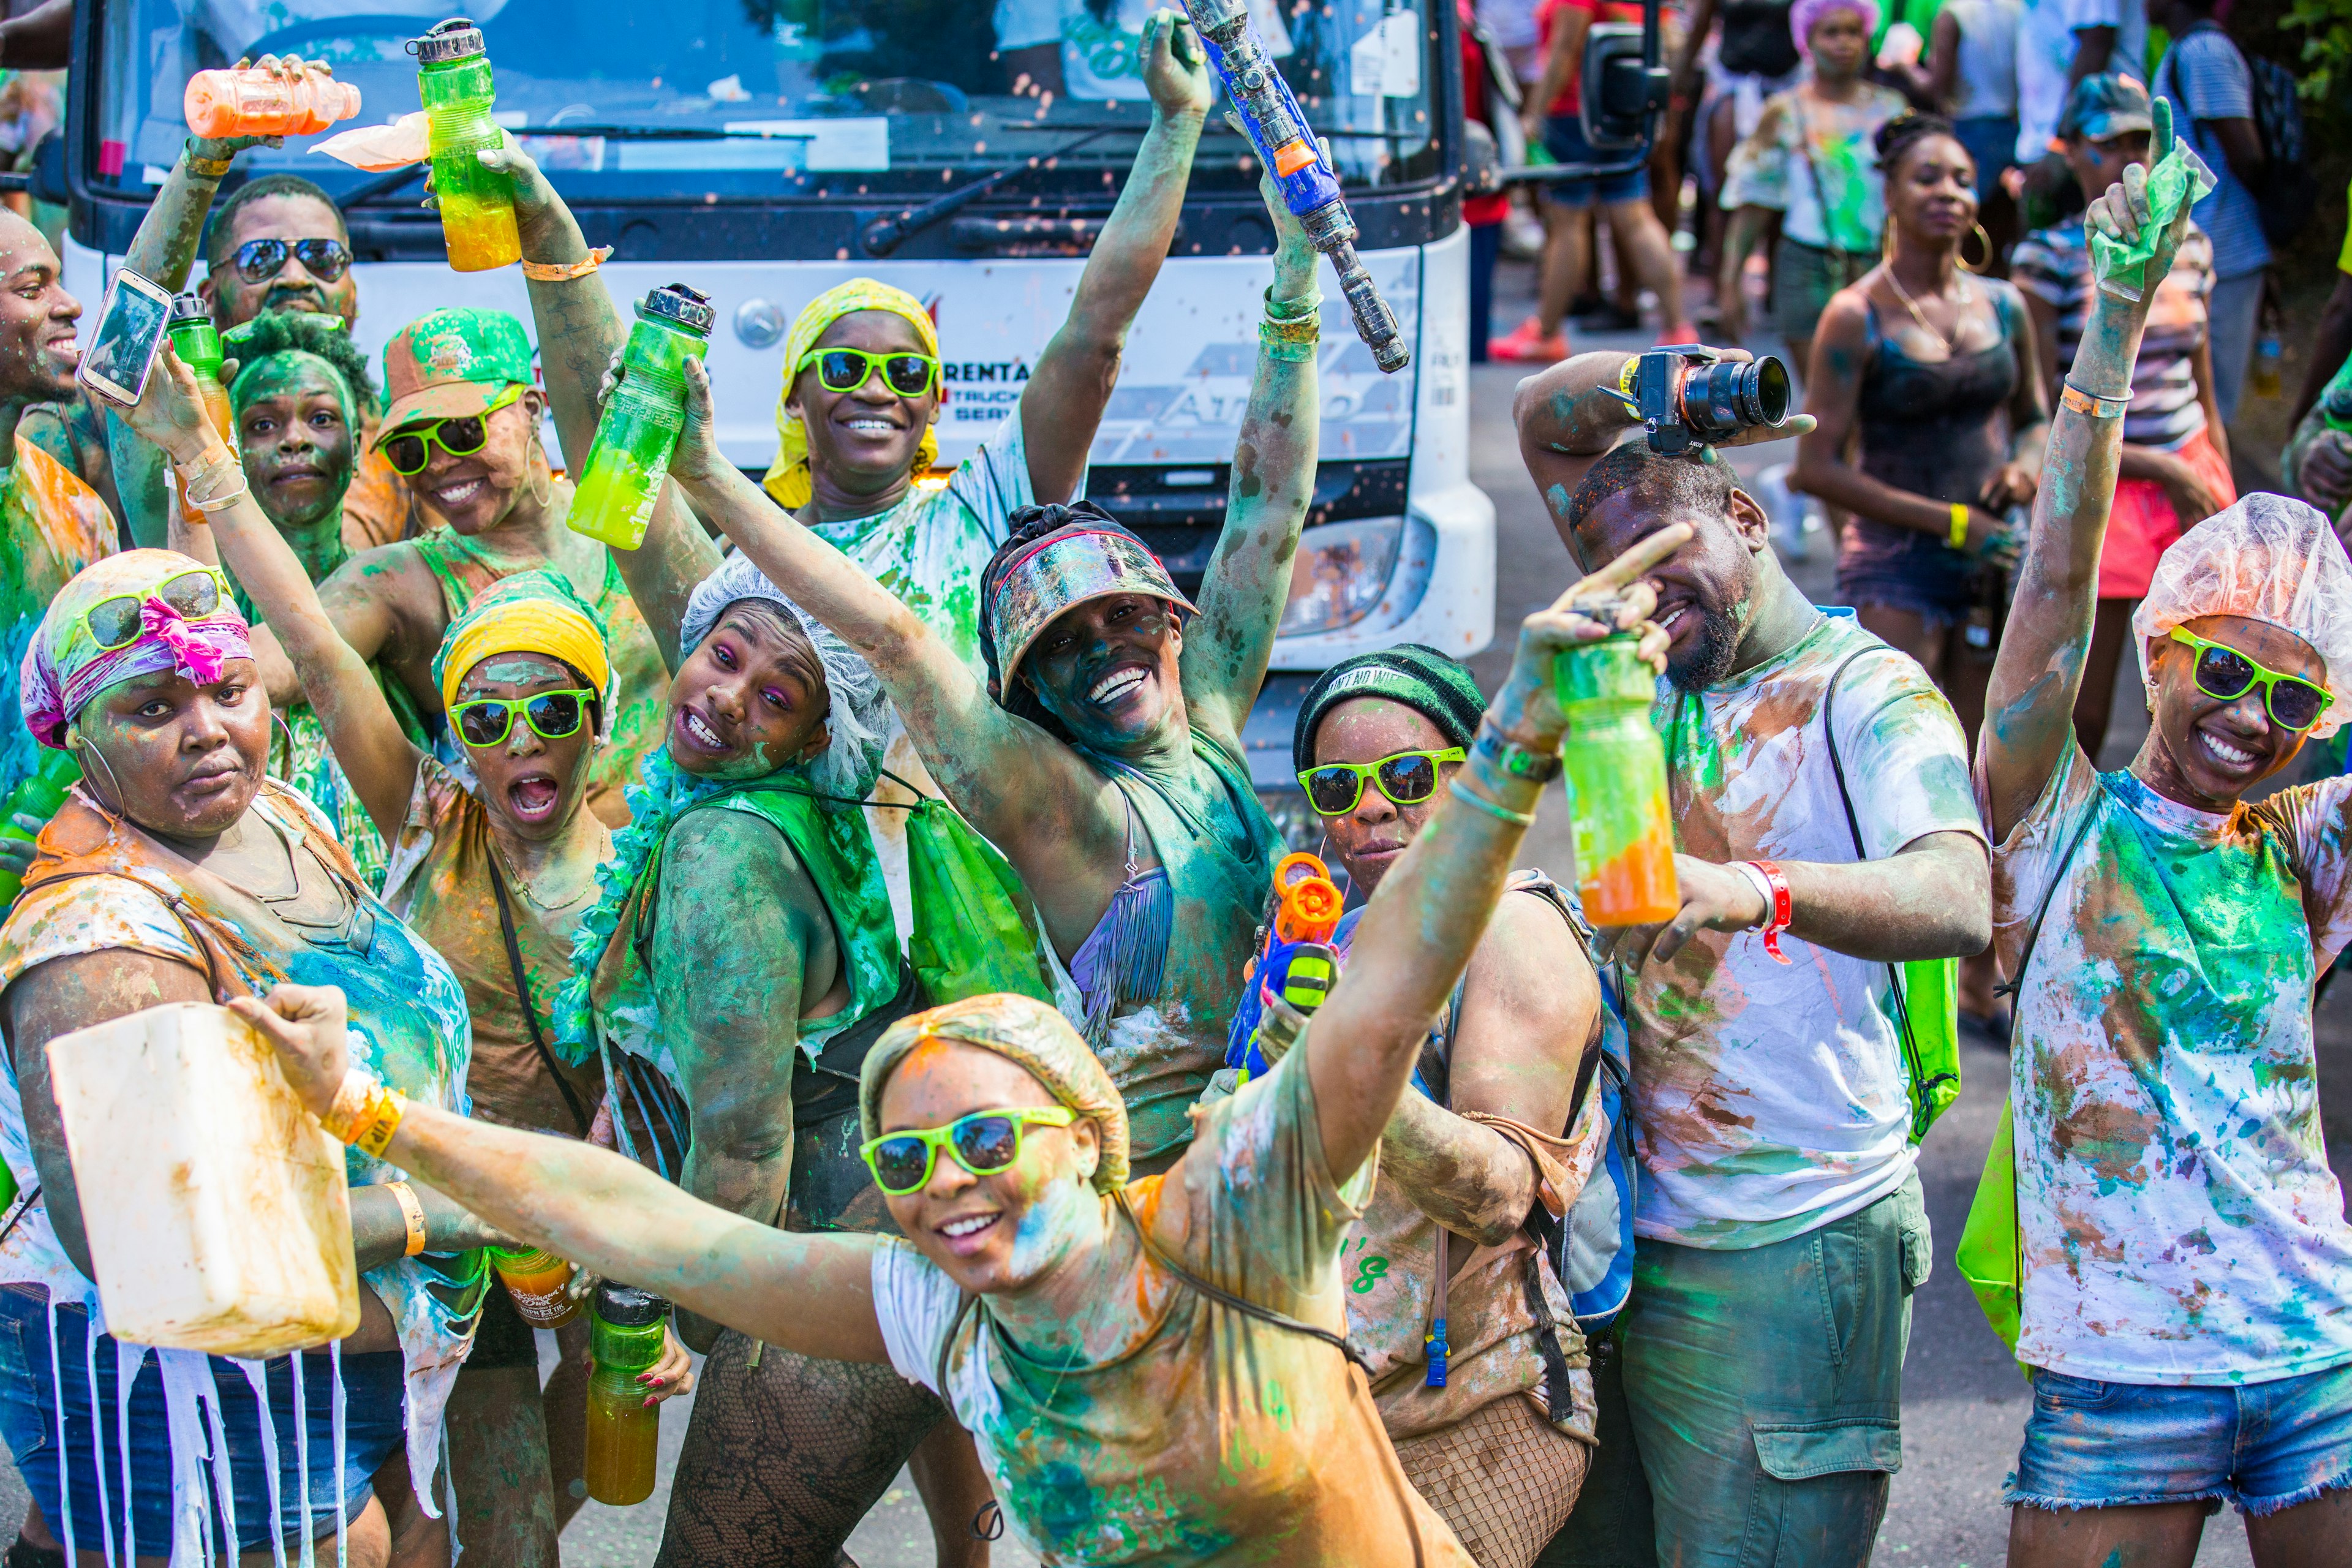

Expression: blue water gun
xmin=1180 ymin=0 xmax=1411 ymax=373
xmin=1225 ymin=853 xmax=1344 ymax=1084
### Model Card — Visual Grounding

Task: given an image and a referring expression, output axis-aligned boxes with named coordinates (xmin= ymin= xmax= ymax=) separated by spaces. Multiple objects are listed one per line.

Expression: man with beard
xmin=22 ymin=58 xmax=423 ymax=549
xmin=1514 ymin=351 xmax=1991 ymax=1565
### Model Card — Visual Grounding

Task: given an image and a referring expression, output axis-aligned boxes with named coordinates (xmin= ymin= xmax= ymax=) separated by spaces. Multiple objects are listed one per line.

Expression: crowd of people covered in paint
xmin=0 ymin=2 xmax=2340 ymax=1566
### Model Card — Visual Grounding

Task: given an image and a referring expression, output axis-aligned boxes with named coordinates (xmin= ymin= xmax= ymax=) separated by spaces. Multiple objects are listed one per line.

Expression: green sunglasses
xmin=79 ymin=566 xmax=235 ymax=654
xmin=795 ymin=345 xmax=940 ymax=399
xmin=1297 ymin=747 xmax=1466 ymax=817
xmin=381 ymin=383 xmax=526 ymax=477
xmin=451 ymin=688 xmax=597 ymax=750
xmin=2168 ymin=627 xmax=2333 ymax=733
xmin=859 ymin=1106 xmax=1076 ymax=1196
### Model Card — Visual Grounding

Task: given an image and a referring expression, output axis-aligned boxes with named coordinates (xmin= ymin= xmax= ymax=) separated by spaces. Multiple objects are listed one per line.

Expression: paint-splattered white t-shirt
xmin=1630 ymin=614 xmax=1984 ymax=1248
xmin=1985 ymin=743 xmax=2352 ymax=1384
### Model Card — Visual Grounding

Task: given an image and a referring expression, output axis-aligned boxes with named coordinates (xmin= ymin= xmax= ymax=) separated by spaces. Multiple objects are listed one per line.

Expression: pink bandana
xmin=22 ymin=594 xmax=254 ymax=748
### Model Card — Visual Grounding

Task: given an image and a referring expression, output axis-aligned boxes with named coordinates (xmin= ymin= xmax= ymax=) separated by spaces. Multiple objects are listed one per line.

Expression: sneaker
xmin=1488 ymin=316 xmax=1569 ymax=363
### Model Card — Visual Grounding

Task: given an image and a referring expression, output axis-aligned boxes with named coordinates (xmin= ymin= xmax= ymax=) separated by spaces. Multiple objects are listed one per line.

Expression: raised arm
xmin=1307 ymin=527 xmax=1685 ymax=1183
xmin=1018 ymin=9 xmax=1210 ymax=504
xmin=235 ymin=982 xmax=890 ymax=1365
xmin=1513 ymin=345 xmax=1816 ymax=554
xmin=119 ymin=347 xmax=422 ymax=837
xmin=1981 ymin=120 xmax=2191 ymax=841
xmin=484 ymin=139 xmax=720 ymax=668
xmin=664 ymin=359 xmax=1113 ymax=869
xmin=105 ymin=58 xmax=332 ymax=546
xmin=1178 ymin=186 xmax=1320 ymax=738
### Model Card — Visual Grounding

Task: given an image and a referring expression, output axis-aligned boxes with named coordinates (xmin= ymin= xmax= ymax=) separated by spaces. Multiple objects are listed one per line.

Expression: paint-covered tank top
xmin=1060 ymin=730 xmax=1283 ymax=1172
xmin=412 ymin=510 xmax=668 ymax=830
xmin=580 ymin=769 xmax=918 ymax=1234
xmin=0 ymin=782 xmax=486 ymax=1511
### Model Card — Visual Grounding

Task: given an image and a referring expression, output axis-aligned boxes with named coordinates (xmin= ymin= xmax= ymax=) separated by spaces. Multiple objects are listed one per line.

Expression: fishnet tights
xmin=1393 ymin=1394 xmax=1593 ymax=1568
xmin=653 ymin=1329 xmax=945 ymax=1568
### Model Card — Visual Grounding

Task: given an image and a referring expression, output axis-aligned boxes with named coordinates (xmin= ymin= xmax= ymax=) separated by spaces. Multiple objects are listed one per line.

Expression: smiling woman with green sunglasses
xmin=2166 ymin=625 xmax=2334 ymax=733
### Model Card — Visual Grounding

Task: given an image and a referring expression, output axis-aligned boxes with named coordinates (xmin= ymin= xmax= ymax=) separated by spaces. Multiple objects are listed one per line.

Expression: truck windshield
xmin=91 ymin=0 xmax=1441 ymax=203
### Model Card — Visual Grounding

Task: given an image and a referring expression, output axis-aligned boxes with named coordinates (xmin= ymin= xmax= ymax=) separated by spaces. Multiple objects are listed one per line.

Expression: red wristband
xmin=1746 ymin=859 xmax=1793 ymax=965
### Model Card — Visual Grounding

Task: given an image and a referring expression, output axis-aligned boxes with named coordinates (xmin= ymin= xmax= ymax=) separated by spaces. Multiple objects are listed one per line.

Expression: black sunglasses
xmin=233 ymin=237 xmax=353 ymax=286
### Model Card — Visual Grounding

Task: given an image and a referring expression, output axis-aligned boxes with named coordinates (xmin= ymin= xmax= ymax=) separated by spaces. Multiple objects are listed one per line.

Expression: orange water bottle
xmin=489 ymin=1245 xmax=581 ymax=1329
xmin=1556 ymin=633 xmax=1680 ymax=925
xmin=183 ymin=68 xmax=361 ymax=140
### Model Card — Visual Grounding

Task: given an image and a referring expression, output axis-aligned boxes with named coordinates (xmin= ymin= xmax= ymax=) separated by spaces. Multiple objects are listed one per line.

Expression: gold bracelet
xmin=2060 ymin=382 xmax=2129 ymax=420
xmin=1948 ymin=502 xmax=1970 ymax=550
xmin=383 ymin=1180 xmax=428 ymax=1257
xmin=520 ymin=246 xmax=612 ymax=282
xmin=319 ymin=1067 xmax=379 ymax=1142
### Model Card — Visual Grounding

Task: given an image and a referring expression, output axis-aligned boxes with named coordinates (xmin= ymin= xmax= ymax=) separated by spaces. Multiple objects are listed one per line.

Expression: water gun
xmin=1224 ymin=853 xmax=1344 ymax=1085
xmin=1180 ymin=0 xmax=1411 ymax=373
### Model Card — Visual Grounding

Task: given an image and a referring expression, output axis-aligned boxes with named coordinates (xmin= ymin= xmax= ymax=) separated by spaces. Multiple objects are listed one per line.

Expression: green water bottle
xmin=0 ymin=749 xmax=82 ymax=910
xmin=583 ymin=1281 xmax=667 ymax=1506
xmin=167 ymin=293 xmax=236 ymax=455
xmin=568 ymin=284 xmax=716 ymax=549
xmin=409 ymin=18 xmax=520 ymax=273
xmin=2323 ymin=369 xmax=2352 ymax=435
xmin=1555 ymin=634 xmax=1679 ymax=928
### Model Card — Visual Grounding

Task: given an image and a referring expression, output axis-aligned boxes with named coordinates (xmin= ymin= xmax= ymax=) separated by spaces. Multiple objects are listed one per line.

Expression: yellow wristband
xmin=1948 ymin=502 xmax=1970 ymax=551
xmin=519 ymin=246 xmax=611 ymax=282
xmin=351 ymin=1086 xmax=405 ymax=1160
xmin=383 ymin=1180 xmax=428 ymax=1257
xmin=319 ymin=1068 xmax=378 ymax=1142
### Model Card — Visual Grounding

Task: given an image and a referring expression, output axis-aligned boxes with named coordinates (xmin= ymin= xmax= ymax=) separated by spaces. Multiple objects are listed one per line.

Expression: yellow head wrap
xmin=761 ymin=279 xmax=941 ymax=511
xmin=433 ymin=569 xmax=614 ymax=723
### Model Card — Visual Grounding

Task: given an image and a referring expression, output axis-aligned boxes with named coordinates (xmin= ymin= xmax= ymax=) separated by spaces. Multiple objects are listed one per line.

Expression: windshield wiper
xmin=860 ymin=126 xmax=1114 ymax=257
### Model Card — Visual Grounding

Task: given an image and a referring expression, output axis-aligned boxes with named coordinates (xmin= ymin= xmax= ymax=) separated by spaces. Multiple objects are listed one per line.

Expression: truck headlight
xmin=1277 ymin=516 xmax=1404 ymax=636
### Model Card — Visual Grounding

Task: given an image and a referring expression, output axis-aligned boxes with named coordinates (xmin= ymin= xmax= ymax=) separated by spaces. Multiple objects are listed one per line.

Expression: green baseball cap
xmin=375 ymin=307 xmax=535 ymax=447
xmin=2059 ymin=74 xmax=2154 ymax=143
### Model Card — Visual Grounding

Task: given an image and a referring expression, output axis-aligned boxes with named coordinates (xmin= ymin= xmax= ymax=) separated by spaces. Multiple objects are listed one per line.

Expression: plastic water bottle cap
xmin=641 ymin=283 xmax=717 ymax=336
xmin=409 ymin=18 xmax=486 ymax=63
xmin=168 ymin=292 xmax=209 ymax=323
xmin=592 ymin=1281 xmax=668 ymax=1327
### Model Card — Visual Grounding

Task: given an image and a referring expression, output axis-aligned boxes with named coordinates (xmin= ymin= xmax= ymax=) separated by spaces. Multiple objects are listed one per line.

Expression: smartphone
xmin=77 ymin=267 xmax=175 ymax=407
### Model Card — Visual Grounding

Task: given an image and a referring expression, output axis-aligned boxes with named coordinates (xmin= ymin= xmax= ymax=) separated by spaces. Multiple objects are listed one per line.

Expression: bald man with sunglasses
xmin=21 ymin=56 xmax=428 ymax=551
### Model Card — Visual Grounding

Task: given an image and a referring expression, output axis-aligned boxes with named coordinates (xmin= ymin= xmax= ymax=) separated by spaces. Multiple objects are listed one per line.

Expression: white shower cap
xmin=680 ymin=549 xmax=893 ymax=796
xmin=2132 ymin=494 xmax=2352 ymax=739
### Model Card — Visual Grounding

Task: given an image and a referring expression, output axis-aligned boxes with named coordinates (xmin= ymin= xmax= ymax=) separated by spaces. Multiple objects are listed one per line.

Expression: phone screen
xmin=80 ymin=273 xmax=170 ymax=402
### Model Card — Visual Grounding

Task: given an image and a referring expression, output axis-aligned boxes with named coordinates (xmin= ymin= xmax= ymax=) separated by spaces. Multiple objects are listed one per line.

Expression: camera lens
xmin=1682 ymin=355 xmax=1792 ymax=440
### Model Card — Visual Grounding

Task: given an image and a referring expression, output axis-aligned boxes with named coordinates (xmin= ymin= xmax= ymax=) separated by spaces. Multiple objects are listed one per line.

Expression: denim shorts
xmin=0 ymin=1286 xmax=407 ymax=1556
xmin=2007 ymin=1360 xmax=2352 ymax=1517
xmin=1542 ymin=115 xmax=1649 ymax=209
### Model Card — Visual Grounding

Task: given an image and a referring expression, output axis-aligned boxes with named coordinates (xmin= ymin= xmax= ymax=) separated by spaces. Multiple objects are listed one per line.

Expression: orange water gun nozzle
xmin=1275 ymin=875 xmax=1343 ymax=944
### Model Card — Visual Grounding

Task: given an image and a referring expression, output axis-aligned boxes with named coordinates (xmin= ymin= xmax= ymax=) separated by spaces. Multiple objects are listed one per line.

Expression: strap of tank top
xmin=408 ymin=528 xmax=477 ymax=615
xmin=16 ymin=869 xmax=236 ymax=1003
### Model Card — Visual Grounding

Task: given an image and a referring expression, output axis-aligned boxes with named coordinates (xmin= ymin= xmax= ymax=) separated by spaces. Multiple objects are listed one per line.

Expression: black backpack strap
xmin=1111 ymin=1189 xmax=1370 ymax=1371
xmin=1820 ymin=648 xmax=1940 ymax=1118
xmin=488 ymin=855 xmax=592 ymax=1137
xmin=1519 ymin=1249 xmax=1579 ymax=1424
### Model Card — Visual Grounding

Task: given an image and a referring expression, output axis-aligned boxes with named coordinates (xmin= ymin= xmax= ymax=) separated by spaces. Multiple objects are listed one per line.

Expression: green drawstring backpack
xmin=892 ymin=774 xmax=1056 ymax=1006
xmin=1954 ymin=800 xmax=2102 ymax=1356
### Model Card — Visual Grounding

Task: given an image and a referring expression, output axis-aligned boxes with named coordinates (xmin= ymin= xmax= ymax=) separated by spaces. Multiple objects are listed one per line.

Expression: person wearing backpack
xmin=1978 ymin=115 xmax=2352 ymax=1566
xmin=2149 ymin=0 xmax=2272 ymax=420
xmin=1513 ymin=346 xmax=1991 ymax=1564
xmin=1264 ymin=645 xmax=1643 ymax=1567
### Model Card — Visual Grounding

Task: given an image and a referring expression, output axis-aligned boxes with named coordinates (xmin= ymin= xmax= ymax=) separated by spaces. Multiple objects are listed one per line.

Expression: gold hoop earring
xmin=1961 ymin=221 xmax=1993 ymax=274
xmin=1882 ymin=219 xmax=1896 ymax=266
xmin=527 ymin=430 xmax=555 ymax=509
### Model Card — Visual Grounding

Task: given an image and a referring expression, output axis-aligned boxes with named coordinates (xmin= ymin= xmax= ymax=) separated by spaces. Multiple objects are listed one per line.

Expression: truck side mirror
xmin=1580 ymin=24 xmax=1670 ymax=151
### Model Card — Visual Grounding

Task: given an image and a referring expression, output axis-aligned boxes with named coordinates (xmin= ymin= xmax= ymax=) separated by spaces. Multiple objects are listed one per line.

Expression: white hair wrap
xmin=679 ymin=551 xmax=892 ymax=796
xmin=2132 ymin=494 xmax=2352 ymax=740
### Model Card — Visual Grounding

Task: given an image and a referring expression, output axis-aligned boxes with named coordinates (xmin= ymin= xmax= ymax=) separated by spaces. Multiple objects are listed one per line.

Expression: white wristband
xmin=1731 ymin=861 xmax=1776 ymax=928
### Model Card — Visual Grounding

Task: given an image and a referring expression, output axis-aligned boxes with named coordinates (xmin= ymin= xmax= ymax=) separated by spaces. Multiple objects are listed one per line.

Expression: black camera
xmin=1630 ymin=345 xmax=1790 ymax=456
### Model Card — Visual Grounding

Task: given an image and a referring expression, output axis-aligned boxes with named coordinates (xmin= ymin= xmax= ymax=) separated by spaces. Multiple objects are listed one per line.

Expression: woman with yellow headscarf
xmin=121 ymin=347 xmax=695 ymax=1565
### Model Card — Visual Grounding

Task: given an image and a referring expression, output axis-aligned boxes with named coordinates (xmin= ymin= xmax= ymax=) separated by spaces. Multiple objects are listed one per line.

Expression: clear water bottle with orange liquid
xmin=1556 ymin=633 xmax=1679 ymax=925
xmin=183 ymin=66 xmax=361 ymax=140
xmin=409 ymin=18 xmax=520 ymax=272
